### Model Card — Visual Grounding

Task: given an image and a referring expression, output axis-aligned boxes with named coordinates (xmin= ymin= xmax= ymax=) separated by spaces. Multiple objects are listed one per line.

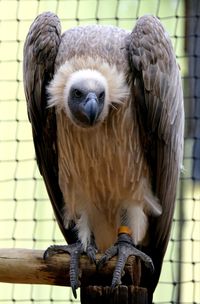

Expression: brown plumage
xmin=23 ymin=12 xmax=184 ymax=302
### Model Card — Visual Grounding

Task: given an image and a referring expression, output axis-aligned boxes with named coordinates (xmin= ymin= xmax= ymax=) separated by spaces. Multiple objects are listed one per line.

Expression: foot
xmin=44 ymin=240 xmax=97 ymax=298
xmin=97 ymin=233 xmax=154 ymax=288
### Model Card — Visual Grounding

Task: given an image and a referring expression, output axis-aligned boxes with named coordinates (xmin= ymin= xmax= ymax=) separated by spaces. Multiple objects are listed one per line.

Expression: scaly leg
xmin=97 ymin=226 xmax=154 ymax=288
xmin=44 ymin=237 xmax=97 ymax=298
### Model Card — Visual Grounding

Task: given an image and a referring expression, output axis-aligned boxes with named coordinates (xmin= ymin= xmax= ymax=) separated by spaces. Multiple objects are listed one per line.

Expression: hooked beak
xmin=82 ymin=93 xmax=99 ymax=125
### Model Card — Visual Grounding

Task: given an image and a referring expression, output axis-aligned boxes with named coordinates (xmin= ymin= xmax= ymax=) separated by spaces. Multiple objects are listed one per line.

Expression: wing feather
xmin=128 ymin=15 xmax=184 ymax=292
xmin=23 ymin=12 xmax=77 ymax=244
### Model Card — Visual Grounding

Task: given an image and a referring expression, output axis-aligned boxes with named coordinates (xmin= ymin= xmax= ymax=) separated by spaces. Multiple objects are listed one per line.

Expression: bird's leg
xmin=43 ymin=241 xmax=83 ymax=297
xmin=44 ymin=235 xmax=97 ymax=298
xmin=97 ymin=226 xmax=154 ymax=288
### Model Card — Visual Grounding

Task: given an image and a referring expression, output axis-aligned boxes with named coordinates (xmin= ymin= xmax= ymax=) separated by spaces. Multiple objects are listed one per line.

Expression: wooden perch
xmin=0 ymin=248 xmax=140 ymax=286
xmin=0 ymin=248 xmax=148 ymax=303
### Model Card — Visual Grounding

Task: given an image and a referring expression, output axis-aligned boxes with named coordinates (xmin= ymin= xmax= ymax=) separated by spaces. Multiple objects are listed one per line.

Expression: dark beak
xmin=83 ymin=93 xmax=99 ymax=125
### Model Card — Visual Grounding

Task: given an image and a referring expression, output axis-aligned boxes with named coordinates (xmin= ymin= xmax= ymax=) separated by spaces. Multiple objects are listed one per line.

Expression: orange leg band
xmin=118 ymin=226 xmax=132 ymax=236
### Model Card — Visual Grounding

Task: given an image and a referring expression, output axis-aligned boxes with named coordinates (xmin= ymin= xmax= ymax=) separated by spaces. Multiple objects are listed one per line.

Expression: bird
xmin=23 ymin=12 xmax=184 ymax=303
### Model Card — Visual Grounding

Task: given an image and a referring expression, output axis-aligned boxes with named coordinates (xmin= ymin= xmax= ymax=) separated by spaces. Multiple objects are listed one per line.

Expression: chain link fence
xmin=0 ymin=0 xmax=199 ymax=303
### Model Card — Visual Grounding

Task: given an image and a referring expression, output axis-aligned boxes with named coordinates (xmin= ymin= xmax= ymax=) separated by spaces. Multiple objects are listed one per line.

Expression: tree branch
xmin=0 ymin=248 xmax=141 ymax=287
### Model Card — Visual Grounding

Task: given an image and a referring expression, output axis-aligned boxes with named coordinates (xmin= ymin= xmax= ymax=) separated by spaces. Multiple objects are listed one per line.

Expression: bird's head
xmin=64 ymin=70 xmax=108 ymax=128
xmin=47 ymin=58 xmax=129 ymax=129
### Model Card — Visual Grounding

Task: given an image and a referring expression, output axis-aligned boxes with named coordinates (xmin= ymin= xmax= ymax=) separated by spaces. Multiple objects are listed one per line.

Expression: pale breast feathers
xmin=46 ymin=25 xmax=161 ymax=250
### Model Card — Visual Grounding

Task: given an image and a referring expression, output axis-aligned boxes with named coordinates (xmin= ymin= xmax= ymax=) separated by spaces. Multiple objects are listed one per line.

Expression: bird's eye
xmin=74 ymin=89 xmax=82 ymax=98
xmin=99 ymin=91 xmax=105 ymax=100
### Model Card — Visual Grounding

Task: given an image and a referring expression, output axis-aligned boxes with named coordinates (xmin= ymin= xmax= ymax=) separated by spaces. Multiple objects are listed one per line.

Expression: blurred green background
xmin=0 ymin=0 xmax=199 ymax=303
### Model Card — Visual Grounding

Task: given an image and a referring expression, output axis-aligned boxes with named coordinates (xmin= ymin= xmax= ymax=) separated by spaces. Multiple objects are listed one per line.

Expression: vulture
xmin=23 ymin=12 xmax=184 ymax=303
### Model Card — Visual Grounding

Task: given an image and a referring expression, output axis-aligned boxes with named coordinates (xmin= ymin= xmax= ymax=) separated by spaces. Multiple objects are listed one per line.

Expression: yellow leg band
xmin=118 ymin=226 xmax=132 ymax=236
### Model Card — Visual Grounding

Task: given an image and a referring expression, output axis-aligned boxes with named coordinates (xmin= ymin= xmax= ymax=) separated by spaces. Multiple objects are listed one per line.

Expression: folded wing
xmin=128 ymin=15 xmax=184 ymax=293
xmin=23 ymin=12 xmax=77 ymax=244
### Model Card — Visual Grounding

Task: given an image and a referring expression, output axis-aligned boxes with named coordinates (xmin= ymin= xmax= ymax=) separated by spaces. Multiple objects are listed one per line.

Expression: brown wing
xmin=23 ymin=12 xmax=77 ymax=244
xmin=128 ymin=15 xmax=184 ymax=294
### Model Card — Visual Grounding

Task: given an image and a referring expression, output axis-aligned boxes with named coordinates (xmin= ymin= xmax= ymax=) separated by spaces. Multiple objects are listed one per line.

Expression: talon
xmin=97 ymin=245 xmax=118 ymax=270
xmin=43 ymin=240 xmax=97 ymax=298
xmin=86 ymin=238 xmax=97 ymax=264
xmin=98 ymin=231 xmax=154 ymax=288
xmin=97 ymin=255 xmax=107 ymax=270
xmin=144 ymin=257 xmax=155 ymax=273
xmin=43 ymin=244 xmax=72 ymax=259
xmin=72 ymin=285 xmax=77 ymax=299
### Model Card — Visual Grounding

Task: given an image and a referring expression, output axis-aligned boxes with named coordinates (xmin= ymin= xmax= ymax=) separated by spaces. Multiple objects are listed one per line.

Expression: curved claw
xmin=86 ymin=243 xmax=97 ymax=264
xmin=98 ymin=233 xmax=155 ymax=289
xmin=43 ymin=241 xmax=97 ymax=299
xmin=69 ymin=242 xmax=83 ymax=298
xmin=111 ymin=245 xmax=129 ymax=288
xmin=97 ymin=245 xmax=118 ymax=270
xmin=132 ymin=247 xmax=154 ymax=273
xmin=43 ymin=243 xmax=83 ymax=299
xmin=72 ymin=286 xmax=77 ymax=299
xmin=43 ymin=244 xmax=71 ymax=259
